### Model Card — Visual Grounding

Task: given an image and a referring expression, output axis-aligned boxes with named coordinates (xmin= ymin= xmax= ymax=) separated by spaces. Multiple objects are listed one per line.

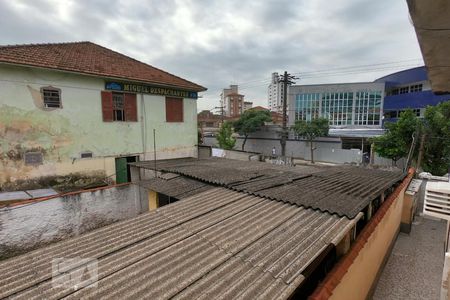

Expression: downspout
xmin=140 ymin=94 xmax=147 ymax=157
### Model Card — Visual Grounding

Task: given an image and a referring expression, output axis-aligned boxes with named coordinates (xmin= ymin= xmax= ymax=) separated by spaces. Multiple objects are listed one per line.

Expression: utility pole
xmin=278 ymin=71 xmax=298 ymax=157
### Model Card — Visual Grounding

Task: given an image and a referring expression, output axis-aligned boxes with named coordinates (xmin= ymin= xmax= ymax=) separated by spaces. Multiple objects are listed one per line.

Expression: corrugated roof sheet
xmin=138 ymin=175 xmax=214 ymax=199
xmin=131 ymin=158 xmax=405 ymax=218
xmin=0 ymin=188 xmax=357 ymax=300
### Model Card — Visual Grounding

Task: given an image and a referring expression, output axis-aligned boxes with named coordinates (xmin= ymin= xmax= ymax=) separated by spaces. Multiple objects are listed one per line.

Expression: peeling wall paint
xmin=0 ymin=184 xmax=144 ymax=260
xmin=0 ymin=65 xmax=198 ymax=185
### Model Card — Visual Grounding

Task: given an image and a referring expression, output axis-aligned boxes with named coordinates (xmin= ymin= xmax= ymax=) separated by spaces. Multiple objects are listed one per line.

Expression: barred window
xmin=112 ymin=92 xmax=125 ymax=121
xmin=41 ymin=87 xmax=62 ymax=108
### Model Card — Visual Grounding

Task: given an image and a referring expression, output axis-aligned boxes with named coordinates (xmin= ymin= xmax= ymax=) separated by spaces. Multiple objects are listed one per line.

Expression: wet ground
xmin=373 ymin=215 xmax=446 ymax=299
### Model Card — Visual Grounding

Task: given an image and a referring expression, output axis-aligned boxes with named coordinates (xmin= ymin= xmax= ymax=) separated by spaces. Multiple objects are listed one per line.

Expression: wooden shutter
xmin=101 ymin=91 xmax=113 ymax=122
xmin=165 ymin=98 xmax=172 ymax=121
xmin=166 ymin=97 xmax=183 ymax=122
xmin=124 ymin=93 xmax=138 ymax=122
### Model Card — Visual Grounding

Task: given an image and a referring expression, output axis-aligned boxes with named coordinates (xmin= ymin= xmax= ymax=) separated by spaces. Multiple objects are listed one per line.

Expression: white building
xmin=243 ymin=101 xmax=253 ymax=112
xmin=0 ymin=42 xmax=206 ymax=186
xmin=267 ymin=72 xmax=287 ymax=113
xmin=288 ymin=82 xmax=386 ymax=129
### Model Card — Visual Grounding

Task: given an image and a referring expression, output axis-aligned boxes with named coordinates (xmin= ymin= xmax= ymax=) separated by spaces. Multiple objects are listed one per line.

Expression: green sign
xmin=105 ymin=82 xmax=198 ymax=99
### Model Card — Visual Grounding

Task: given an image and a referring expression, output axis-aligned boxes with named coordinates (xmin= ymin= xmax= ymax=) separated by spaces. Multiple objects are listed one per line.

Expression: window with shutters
xmin=166 ymin=97 xmax=183 ymax=122
xmin=101 ymin=91 xmax=137 ymax=122
xmin=41 ymin=87 xmax=62 ymax=108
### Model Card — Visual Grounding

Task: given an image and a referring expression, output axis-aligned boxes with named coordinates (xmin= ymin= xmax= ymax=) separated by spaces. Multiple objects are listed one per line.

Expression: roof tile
xmin=0 ymin=42 xmax=206 ymax=91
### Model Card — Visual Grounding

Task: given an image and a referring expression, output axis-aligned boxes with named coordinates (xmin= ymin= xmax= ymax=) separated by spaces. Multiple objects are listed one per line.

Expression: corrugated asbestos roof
xmin=131 ymin=158 xmax=405 ymax=218
xmin=0 ymin=188 xmax=357 ymax=300
xmin=138 ymin=175 xmax=214 ymax=199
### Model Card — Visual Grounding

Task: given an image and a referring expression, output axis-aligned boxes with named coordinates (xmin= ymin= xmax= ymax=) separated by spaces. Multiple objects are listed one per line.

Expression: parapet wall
xmin=310 ymin=169 xmax=414 ymax=299
xmin=0 ymin=184 xmax=143 ymax=260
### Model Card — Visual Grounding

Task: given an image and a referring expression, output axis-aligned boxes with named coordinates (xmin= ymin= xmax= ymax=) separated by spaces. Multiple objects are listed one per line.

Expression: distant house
xmin=197 ymin=110 xmax=222 ymax=129
xmin=0 ymin=42 xmax=206 ymax=186
xmin=250 ymin=106 xmax=283 ymax=124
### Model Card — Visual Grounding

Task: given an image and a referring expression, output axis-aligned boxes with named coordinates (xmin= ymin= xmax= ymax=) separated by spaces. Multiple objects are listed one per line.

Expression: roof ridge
xmin=0 ymin=41 xmax=91 ymax=49
xmin=89 ymin=42 xmax=206 ymax=91
xmin=0 ymin=41 xmax=206 ymax=92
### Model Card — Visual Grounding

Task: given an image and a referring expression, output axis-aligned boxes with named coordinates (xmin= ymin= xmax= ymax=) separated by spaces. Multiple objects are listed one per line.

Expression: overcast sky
xmin=0 ymin=0 xmax=423 ymax=111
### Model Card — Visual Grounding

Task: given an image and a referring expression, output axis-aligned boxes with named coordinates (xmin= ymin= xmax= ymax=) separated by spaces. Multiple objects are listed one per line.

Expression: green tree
xmin=422 ymin=101 xmax=450 ymax=175
xmin=372 ymin=109 xmax=420 ymax=166
xmin=234 ymin=110 xmax=272 ymax=151
xmin=216 ymin=121 xmax=236 ymax=150
xmin=292 ymin=118 xmax=329 ymax=163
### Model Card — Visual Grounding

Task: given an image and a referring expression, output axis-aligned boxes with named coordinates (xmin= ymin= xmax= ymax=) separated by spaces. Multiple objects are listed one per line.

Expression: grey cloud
xmin=0 ymin=0 xmax=422 ymax=110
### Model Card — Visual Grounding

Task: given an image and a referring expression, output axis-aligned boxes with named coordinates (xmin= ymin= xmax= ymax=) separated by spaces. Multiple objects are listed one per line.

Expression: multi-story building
xmin=289 ymin=82 xmax=385 ymax=128
xmin=0 ymin=42 xmax=206 ymax=186
xmin=220 ymin=85 xmax=245 ymax=117
xmin=267 ymin=72 xmax=287 ymax=113
xmin=288 ymin=66 xmax=450 ymax=150
xmin=374 ymin=66 xmax=449 ymax=123
xmin=289 ymin=66 xmax=449 ymax=131
xmin=243 ymin=101 xmax=253 ymax=112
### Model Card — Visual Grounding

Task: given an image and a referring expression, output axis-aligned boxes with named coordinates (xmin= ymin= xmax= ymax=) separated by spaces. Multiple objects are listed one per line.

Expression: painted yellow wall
xmin=402 ymin=193 xmax=415 ymax=225
xmin=0 ymin=64 xmax=198 ymax=184
xmin=329 ymin=187 xmax=406 ymax=300
xmin=148 ymin=190 xmax=158 ymax=211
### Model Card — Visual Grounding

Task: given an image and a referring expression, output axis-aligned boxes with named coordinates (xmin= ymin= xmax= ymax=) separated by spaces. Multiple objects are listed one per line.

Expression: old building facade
xmin=0 ymin=42 xmax=206 ymax=186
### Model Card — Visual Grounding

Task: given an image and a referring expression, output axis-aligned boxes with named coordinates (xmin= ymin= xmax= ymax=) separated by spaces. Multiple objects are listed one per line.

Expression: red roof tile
xmin=0 ymin=41 xmax=206 ymax=92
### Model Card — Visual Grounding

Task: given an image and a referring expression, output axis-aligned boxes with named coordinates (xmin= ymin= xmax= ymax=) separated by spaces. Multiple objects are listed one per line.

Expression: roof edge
xmin=0 ymin=41 xmax=207 ymax=92
xmin=0 ymin=61 xmax=207 ymax=92
xmin=309 ymin=168 xmax=415 ymax=299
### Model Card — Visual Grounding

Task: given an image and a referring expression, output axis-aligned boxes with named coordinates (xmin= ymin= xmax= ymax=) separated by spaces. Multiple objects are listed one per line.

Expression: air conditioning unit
xmin=423 ymin=181 xmax=450 ymax=220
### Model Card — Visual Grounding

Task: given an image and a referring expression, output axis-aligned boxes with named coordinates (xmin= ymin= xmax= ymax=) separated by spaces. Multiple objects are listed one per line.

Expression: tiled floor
xmin=373 ymin=215 xmax=447 ymax=299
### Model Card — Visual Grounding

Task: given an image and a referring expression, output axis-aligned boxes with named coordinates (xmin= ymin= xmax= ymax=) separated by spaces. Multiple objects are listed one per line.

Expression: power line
xmin=229 ymin=58 xmax=424 ymax=89
xmin=234 ymin=63 xmax=423 ymax=93
xmin=291 ymin=58 xmax=423 ymax=76
xmin=299 ymin=63 xmax=423 ymax=79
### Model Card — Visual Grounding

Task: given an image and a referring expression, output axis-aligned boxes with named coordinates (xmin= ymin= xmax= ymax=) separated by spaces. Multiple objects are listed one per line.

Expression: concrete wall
xmin=204 ymin=131 xmax=403 ymax=167
xmin=0 ymin=65 xmax=198 ymax=185
xmin=0 ymin=184 xmax=145 ymax=259
xmin=325 ymin=173 xmax=411 ymax=300
xmin=204 ymin=136 xmax=363 ymax=164
xmin=211 ymin=148 xmax=260 ymax=161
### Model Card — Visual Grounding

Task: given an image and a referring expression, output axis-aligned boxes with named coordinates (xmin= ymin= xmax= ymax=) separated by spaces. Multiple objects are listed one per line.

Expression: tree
xmin=234 ymin=110 xmax=272 ymax=151
xmin=216 ymin=121 xmax=236 ymax=150
xmin=422 ymin=101 xmax=450 ymax=175
xmin=292 ymin=118 xmax=329 ymax=163
xmin=372 ymin=109 xmax=420 ymax=166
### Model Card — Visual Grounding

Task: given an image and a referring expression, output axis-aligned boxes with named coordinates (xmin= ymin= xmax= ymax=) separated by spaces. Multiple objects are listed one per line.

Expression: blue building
xmin=374 ymin=66 xmax=450 ymax=123
xmin=289 ymin=66 xmax=449 ymax=131
xmin=288 ymin=66 xmax=449 ymax=151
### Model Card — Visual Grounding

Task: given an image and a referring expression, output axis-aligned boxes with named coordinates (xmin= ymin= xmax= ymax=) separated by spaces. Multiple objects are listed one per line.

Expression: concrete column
xmin=130 ymin=166 xmax=142 ymax=214
xmin=149 ymin=190 xmax=159 ymax=211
